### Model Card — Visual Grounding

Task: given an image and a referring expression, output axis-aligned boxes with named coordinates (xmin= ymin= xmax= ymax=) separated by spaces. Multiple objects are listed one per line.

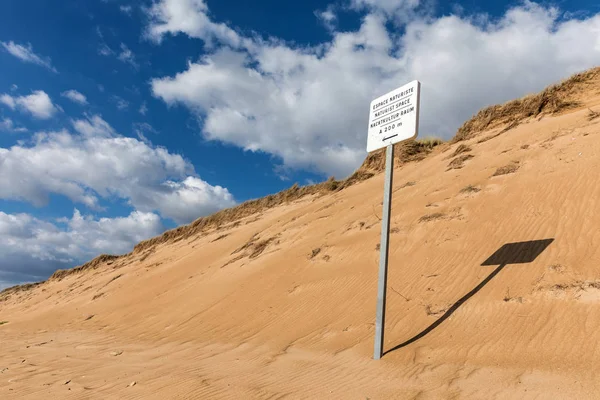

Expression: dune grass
xmin=453 ymin=67 xmax=600 ymax=142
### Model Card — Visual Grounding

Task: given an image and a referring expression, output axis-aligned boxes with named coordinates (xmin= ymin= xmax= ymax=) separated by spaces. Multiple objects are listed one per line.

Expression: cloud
xmin=350 ymin=0 xmax=422 ymax=16
xmin=144 ymin=0 xmax=247 ymax=48
xmin=61 ymin=89 xmax=88 ymax=105
xmin=0 ymin=209 xmax=164 ymax=288
xmin=0 ymin=94 xmax=15 ymax=109
xmin=120 ymin=5 xmax=133 ymax=15
xmin=0 ymin=118 xmax=14 ymax=131
xmin=97 ymin=33 xmax=138 ymax=69
xmin=139 ymin=101 xmax=148 ymax=115
xmin=133 ymin=122 xmax=158 ymax=144
xmin=98 ymin=43 xmax=114 ymax=56
xmin=134 ymin=176 xmax=235 ymax=224
xmin=0 ymin=41 xmax=58 ymax=73
xmin=133 ymin=121 xmax=157 ymax=135
xmin=117 ymin=43 xmax=139 ymax=68
xmin=72 ymin=114 xmax=116 ymax=137
xmin=0 ymin=118 xmax=27 ymax=133
xmin=0 ymin=115 xmax=236 ymax=223
xmin=315 ymin=7 xmax=338 ymax=31
xmin=0 ymin=90 xmax=59 ymax=119
xmin=113 ymin=95 xmax=130 ymax=110
xmin=149 ymin=0 xmax=600 ymax=178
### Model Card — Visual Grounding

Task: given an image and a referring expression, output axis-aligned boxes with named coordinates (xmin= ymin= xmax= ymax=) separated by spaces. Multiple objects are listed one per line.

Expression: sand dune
xmin=2 ymin=69 xmax=600 ymax=399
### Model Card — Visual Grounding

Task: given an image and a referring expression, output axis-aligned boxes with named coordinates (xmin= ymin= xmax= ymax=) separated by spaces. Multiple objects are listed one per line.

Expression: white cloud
xmin=0 ymin=90 xmax=59 ymax=119
xmin=0 ymin=118 xmax=13 ymax=131
xmin=350 ymin=0 xmax=422 ymax=16
xmin=316 ymin=7 xmax=338 ymax=31
xmin=73 ymin=114 xmax=116 ymax=137
xmin=0 ymin=209 xmax=164 ymax=287
xmin=61 ymin=89 xmax=88 ymax=105
xmin=113 ymin=95 xmax=130 ymax=110
xmin=120 ymin=5 xmax=133 ymax=15
xmin=145 ymin=0 xmax=248 ymax=48
xmin=133 ymin=122 xmax=158 ymax=144
xmin=0 ymin=115 xmax=236 ymax=223
xmin=117 ymin=43 xmax=138 ymax=68
xmin=149 ymin=0 xmax=600 ymax=178
xmin=0 ymin=41 xmax=58 ymax=73
xmin=320 ymin=9 xmax=336 ymax=22
xmin=139 ymin=101 xmax=148 ymax=115
xmin=133 ymin=121 xmax=157 ymax=135
xmin=0 ymin=118 xmax=27 ymax=133
xmin=136 ymin=176 xmax=234 ymax=224
xmin=98 ymin=39 xmax=138 ymax=69
xmin=135 ymin=130 xmax=151 ymax=145
xmin=98 ymin=43 xmax=114 ymax=56
xmin=0 ymin=94 xmax=15 ymax=109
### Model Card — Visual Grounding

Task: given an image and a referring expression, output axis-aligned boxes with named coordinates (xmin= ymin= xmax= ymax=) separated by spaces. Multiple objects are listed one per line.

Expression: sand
xmin=2 ymin=80 xmax=600 ymax=399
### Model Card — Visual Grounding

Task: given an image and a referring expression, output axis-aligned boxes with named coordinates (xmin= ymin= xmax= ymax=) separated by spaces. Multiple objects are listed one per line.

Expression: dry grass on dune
xmin=447 ymin=154 xmax=474 ymax=170
xmin=453 ymin=67 xmax=600 ymax=143
xmin=50 ymin=254 xmax=120 ymax=281
xmin=0 ymin=282 xmax=43 ymax=302
xmin=492 ymin=162 xmax=520 ymax=177
xmin=359 ymin=137 xmax=444 ymax=172
xmin=448 ymin=144 xmax=472 ymax=158
xmin=460 ymin=184 xmax=481 ymax=194
xmin=0 ymin=255 xmax=124 ymax=302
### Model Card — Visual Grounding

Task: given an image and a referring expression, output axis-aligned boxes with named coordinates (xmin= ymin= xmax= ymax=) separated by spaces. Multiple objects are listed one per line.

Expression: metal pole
xmin=374 ymin=144 xmax=394 ymax=360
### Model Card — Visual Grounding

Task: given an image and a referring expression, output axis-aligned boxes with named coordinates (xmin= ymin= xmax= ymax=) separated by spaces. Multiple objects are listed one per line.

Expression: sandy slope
xmin=2 ymin=79 xmax=600 ymax=399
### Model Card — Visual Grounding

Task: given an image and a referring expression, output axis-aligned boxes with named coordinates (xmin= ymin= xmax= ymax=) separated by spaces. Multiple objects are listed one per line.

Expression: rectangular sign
xmin=366 ymin=80 xmax=421 ymax=153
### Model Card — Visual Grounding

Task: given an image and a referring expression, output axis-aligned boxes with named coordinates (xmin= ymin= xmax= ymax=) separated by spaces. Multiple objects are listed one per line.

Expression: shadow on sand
xmin=384 ymin=238 xmax=554 ymax=356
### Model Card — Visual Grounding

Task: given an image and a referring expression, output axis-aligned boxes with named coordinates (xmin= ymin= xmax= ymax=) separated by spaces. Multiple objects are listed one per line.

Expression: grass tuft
xmin=419 ymin=212 xmax=446 ymax=223
xmin=450 ymin=144 xmax=472 ymax=158
xmin=588 ymin=108 xmax=600 ymax=121
xmin=309 ymin=248 xmax=322 ymax=259
xmin=492 ymin=163 xmax=520 ymax=176
xmin=447 ymin=154 xmax=474 ymax=170
xmin=360 ymin=138 xmax=444 ymax=172
xmin=460 ymin=185 xmax=481 ymax=194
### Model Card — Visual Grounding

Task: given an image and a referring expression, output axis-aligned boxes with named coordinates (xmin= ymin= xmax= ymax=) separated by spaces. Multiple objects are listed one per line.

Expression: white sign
xmin=366 ymin=80 xmax=421 ymax=153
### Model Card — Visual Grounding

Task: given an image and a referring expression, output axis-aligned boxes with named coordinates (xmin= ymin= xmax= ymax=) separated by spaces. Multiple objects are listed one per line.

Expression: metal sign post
xmin=373 ymin=144 xmax=394 ymax=360
xmin=367 ymin=80 xmax=420 ymax=360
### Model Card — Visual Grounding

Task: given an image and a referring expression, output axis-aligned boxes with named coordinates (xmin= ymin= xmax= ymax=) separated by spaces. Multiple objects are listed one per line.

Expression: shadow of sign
xmin=384 ymin=238 xmax=554 ymax=356
xmin=481 ymin=239 xmax=554 ymax=265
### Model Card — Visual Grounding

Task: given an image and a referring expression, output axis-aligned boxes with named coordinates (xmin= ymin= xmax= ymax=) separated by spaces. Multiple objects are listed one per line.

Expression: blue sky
xmin=1 ymin=0 xmax=599 ymax=288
